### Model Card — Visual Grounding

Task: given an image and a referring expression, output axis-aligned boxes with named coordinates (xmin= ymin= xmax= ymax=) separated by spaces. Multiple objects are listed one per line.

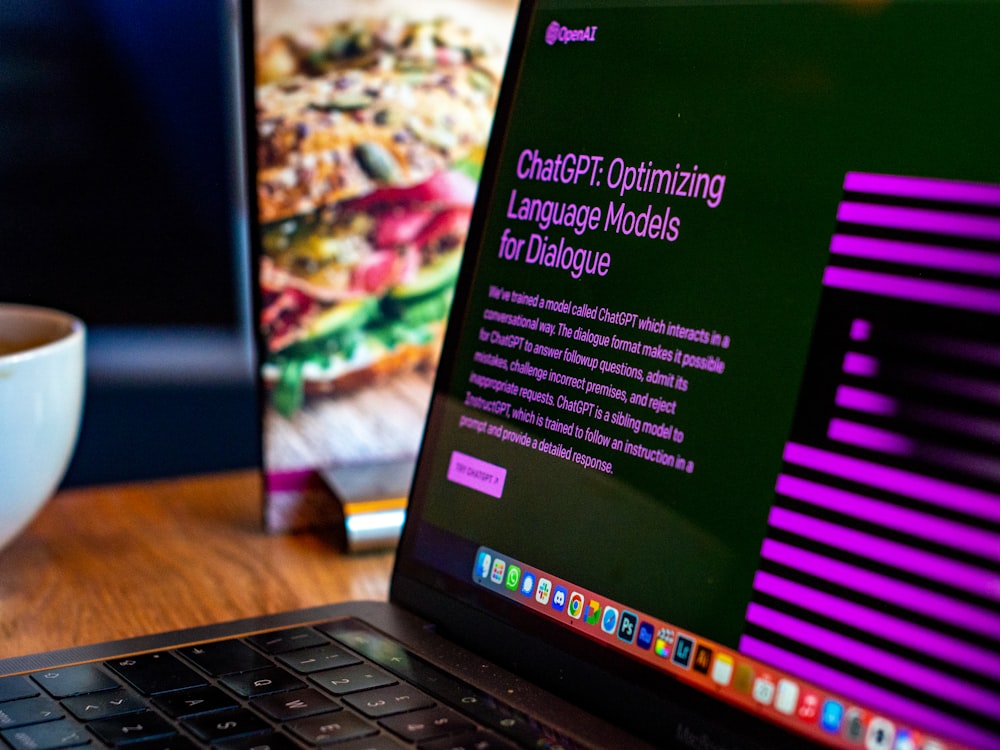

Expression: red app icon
xmin=798 ymin=692 xmax=820 ymax=722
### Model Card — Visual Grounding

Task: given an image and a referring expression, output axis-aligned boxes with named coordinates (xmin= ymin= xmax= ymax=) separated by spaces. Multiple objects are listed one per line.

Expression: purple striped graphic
xmin=827 ymin=418 xmax=914 ymax=455
xmin=752 ymin=571 xmax=1000 ymax=678
xmin=836 ymin=201 xmax=1000 ymax=241
xmin=745 ymin=603 xmax=1000 ymax=718
xmin=760 ymin=539 xmax=1000 ymax=639
xmin=842 ymin=351 xmax=879 ymax=377
xmin=783 ymin=442 xmax=1000 ymax=523
xmin=830 ymin=234 xmax=1000 ymax=277
xmin=774 ymin=474 xmax=1000 ymax=563
xmin=739 ymin=635 xmax=1000 ymax=750
xmin=843 ymin=172 xmax=1000 ymax=207
xmin=767 ymin=507 xmax=1000 ymax=601
xmin=823 ymin=266 xmax=1000 ymax=315
xmin=834 ymin=385 xmax=897 ymax=416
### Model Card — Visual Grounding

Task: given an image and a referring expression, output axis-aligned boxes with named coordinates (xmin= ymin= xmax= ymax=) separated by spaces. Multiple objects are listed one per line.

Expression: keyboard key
xmin=276 ymin=644 xmax=361 ymax=674
xmin=1 ymin=717 xmax=90 ymax=750
xmin=246 ymin=629 xmax=328 ymax=655
xmin=152 ymin=686 xmax=238 ymax=719
xmin=310 ymin=664 xmax=396 ymax=696
xmin=0 ymin=695 xmax=64 ymax=728
xmin=320 ymin=622 xmax=481 ymax=706
xmin=62 ymin=688 xmax=145 ymax=721
xmin=320 ymin=623 xmax=410 ymax=667
xmin=285 ymin=710 xmax=378 ymax=746
xmin=220 ymin=667 xmax=305 ymax=699
xmin=251 ymin=688 xmax=340 ymax=722
xmin=181 ymin=707 xmax=271 ymax=743
xmin=87 ymin=710 xmax=176 ymax=746
xmin=106 ymin=653 xmax=207 ymax=696
xmin=0 ymin=676 xmax=39 ymax=703
xmin=32 ymin=665 xmax=120 ymax=698
xmin=176 ymin=641 xmax=272 ymax=677
xmin=379 ymin=706 xmax=474 ymax=743
xmin=342 ymin=684 xmax=435 ymax=718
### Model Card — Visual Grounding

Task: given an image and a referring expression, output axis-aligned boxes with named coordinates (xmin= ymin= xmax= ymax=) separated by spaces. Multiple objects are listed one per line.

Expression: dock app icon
xmin=601 ymin=606 xmax=619 ymax=634
xmin=567 ymin=592 xmax=585 ymax=620
xmin=551 ymin=585 xmax=568 ymax=612
xmin=535 ymin=578 xmax=552 ymax=605
xmin=490 ymin=558 xmax=506 ymax=585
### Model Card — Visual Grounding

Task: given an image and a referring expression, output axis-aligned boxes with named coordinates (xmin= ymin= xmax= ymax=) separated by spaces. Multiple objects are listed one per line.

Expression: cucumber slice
xmin=304 ymin=297 xmax=379 ymax=339
xmin=389 ymin=250 xmax=462 ymax=300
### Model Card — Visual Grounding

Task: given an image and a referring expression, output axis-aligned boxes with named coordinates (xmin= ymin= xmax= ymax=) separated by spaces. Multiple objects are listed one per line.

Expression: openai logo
xmin=545 ymin=20 xmax=598 ymax=46
xmin=545 ymin=21 xmax=562 ymax=45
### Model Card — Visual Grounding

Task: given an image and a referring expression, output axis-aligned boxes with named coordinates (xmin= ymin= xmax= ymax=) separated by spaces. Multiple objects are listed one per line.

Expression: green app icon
xmin=505 ymin=565 xmax=521 ymax=590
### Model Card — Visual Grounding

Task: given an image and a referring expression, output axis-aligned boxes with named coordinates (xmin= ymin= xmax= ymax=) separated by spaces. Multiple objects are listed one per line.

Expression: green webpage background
xmin=416 ymin=1 xmax=998 ymax=647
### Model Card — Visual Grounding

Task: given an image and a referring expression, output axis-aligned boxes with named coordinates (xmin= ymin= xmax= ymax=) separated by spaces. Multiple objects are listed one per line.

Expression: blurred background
xmin=0 ymin=0 xmax=260 ymax=485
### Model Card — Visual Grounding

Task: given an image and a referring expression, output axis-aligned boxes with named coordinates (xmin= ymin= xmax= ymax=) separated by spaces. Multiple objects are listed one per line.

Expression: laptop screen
xmin=398 ymin=1 xmax=1000 ymax=748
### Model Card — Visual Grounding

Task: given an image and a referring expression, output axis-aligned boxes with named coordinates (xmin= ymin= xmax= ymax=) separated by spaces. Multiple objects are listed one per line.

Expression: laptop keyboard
xmin=0 ymin=619 xmax=578 ymax=750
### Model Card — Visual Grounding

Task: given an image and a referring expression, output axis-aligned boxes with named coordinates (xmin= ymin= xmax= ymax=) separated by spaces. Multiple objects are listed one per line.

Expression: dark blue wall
xmin=0 ymin=1 xmax=260 ymax=484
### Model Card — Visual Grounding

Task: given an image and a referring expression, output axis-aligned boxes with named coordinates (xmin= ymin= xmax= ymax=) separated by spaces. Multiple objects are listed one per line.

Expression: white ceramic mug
xmin=0 ymin=304 xmax=86 ymax=552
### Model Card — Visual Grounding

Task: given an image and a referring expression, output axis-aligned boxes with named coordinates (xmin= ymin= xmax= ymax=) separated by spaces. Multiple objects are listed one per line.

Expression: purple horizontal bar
xmin=767 ymin=507 xmax=1000 ymax=601
xmin=917 ymin=334 xmax=1000 ymax=368
xmin=836 ymin=201 xmax=1000 ymax=241
xmin=842 ymin=351 xmax=879 ymax=378
xmin=783 ymin=442 xmax=1000 ymax=523
xmin=912 ymin=405 xmax=1000 ymax=443
xmin=908 ymin=368 xmax=1000 ymax=407
xmin=759 ymin=539 xmax=1000 ymax=639
xmin=830 ymin=234 xmax=1000 ymax=278
xmin=827 ymin=418 xmax=914 ymax=456
xmin=834 ymin=385 xmax=897 ymax=416
xmin=775 ymin=474 xmax=1000 ymax=564
xmin=739 ymin=634 xmax=1000 ymax=750
xmin=843 ymin=172 xmax=1000 ymax=208
xmin=745 ymin=603 xmax=1000 ymax=718
xmin=752 ymin=571 xmax=1000 ymax=679
xmin=835 ymin=383 xmax=1000 ymax=442
xmin=823 ymin=266 xmax=1000 ymax=315
xmin=921 ymin=444 xmax=1000 ymax=486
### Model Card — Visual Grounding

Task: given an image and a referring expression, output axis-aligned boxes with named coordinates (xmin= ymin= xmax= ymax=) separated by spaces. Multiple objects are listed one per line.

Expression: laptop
xmin=2 ymin=1 xmax=998 ymax=749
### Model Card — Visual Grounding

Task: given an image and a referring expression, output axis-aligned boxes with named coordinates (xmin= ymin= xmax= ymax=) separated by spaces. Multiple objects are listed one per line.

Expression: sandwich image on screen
xmin=252 ymin=1 xmax=516 ymax=534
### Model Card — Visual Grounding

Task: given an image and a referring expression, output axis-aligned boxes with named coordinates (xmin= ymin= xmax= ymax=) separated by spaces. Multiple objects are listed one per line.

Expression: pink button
xmin=447 ymin=451 xmax=507 ymax=498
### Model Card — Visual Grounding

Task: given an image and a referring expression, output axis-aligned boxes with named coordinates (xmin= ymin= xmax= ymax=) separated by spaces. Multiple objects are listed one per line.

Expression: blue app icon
xmin=520 ymin=572 xmax=536 ymax=596
xmin=601 ymin=606 xmax=619 ymax=634
xmin=551 ymin=586 xmax=568 ymax=612
xmin=475 ymin=551 xmax=492 ymax=580
xmin=820 ymin=700 xmax=844 ymax=733
xmin=636 ymin=622 xmax=654 ymax=650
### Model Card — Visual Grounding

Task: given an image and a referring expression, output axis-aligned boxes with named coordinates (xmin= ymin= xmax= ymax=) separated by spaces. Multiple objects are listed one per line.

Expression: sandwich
xmin=254 ymin=17 xmax=504 ymax=415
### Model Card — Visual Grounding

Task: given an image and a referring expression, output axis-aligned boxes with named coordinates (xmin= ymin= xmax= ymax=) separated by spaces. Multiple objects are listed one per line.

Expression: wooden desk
xmin=0 ymin=470 xmax=395 ymax=661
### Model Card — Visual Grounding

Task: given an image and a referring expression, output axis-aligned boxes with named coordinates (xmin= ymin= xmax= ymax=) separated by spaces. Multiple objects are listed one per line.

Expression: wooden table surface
xmin=0 ymin=470 xmax=395 ymax=661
